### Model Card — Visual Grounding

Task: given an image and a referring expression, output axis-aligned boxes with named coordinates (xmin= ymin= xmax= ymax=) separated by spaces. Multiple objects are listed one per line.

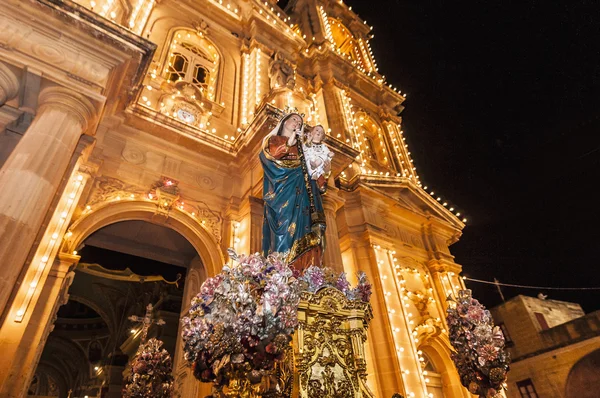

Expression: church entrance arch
xmin=63 ymin=200 xmax=225 ymax=279
xmin=45 ymin=200 xmax=225 ymax=397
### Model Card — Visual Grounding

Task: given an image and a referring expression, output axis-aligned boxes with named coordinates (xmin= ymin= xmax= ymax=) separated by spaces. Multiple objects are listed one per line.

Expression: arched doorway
xmin=422 ymin=352 xmax=445 ymax=398
xmin=63 ymin=200 xmax=224 ymax=279
xmin=565 ymin=348 xmax=600 ymax=398
xmin=29 ymin=201 xmax=224 ymax=398
xmin=419 ymin=336 xmax=470 ymax=398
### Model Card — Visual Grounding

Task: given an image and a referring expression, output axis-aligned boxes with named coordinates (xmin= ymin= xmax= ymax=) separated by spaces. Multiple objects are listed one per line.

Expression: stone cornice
xmin=39 ymin=0 xmax=156 ymax=88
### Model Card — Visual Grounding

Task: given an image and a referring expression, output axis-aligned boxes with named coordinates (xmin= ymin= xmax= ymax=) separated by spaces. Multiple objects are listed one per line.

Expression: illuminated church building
xmin=0 ymin=0 xmax=470 ymax=397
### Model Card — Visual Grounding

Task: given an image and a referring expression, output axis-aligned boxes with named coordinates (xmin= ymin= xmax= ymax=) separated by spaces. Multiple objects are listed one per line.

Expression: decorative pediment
xmin=355 ymin=178 xmax=464 ymax=228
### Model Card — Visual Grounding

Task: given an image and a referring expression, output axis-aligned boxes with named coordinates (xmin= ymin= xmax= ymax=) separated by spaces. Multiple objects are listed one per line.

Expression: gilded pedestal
xmin=293 ymin=287 xmax=374 ymax=398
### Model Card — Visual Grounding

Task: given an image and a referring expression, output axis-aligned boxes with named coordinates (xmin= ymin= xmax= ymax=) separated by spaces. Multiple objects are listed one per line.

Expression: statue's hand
xmin=272 ymin=144 xmax=288 ymax=158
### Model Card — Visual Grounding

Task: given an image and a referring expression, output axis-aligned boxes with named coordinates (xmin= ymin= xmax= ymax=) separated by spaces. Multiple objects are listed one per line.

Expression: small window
xmin=534 ymin=312 xmax=549 ymax=330
xmin=163 ymin=31 xmax=220 ymax=100
xmin=193 ymin=65 xmax=209 ymax=89
xmin=517 ymin=379 xmax=538 ymax=398
xmin=167 ymin=53 xmax=188 ymax=82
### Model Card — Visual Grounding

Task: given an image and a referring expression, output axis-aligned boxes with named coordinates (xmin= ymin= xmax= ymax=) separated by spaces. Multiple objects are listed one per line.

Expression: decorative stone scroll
xmin=83 ymin=176 xmax=223 ymax=243
xmin=85 ymin=176 xmax=146 ymax=207
xmin=287 ymin=287 xmax=375 ymax=398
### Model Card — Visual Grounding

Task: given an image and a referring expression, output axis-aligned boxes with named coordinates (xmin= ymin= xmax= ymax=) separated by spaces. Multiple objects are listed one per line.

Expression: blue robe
xmin=260 ymin=135 xmax=325 ymax=269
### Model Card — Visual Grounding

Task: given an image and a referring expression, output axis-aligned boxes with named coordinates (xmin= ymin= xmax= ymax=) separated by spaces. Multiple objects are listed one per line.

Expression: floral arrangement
xmin=181 ymin=252 xmax=300 ymax=388
xmin=446 ymin=290 xmax=510 ymax=397
xmin=123 ymin=338 xmax=174 ymax=398
xmin=299 ymin=265 xmax=372 ymax=302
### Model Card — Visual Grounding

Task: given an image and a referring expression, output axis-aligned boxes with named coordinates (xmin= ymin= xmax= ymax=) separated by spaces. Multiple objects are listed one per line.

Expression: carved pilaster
xmin=321 ymin=81 xmax=348 ymax=141
xmin=0 ymin=251 xmax=79 ymax=398
xmin=0 ymin=62 xmax=19 ymax=106
xmin=249 ymin=196 xmax=264 ymax=254
xmin=321 ymin=189 xmax=345 ymax=272
xmin=0 ymin=86 xmax=97 ymax=314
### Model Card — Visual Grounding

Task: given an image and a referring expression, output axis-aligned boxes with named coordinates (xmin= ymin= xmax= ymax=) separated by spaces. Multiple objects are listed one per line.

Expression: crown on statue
xmin=276 ymin=105 xmax=305 ymax=120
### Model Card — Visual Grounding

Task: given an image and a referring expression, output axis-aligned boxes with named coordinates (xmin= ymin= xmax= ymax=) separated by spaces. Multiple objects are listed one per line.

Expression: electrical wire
xmin=463 ymin=277 xmax=600 ymax=291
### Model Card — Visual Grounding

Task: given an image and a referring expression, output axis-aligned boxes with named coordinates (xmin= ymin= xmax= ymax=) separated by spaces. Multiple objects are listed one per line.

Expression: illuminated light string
xmin=374 ymin=250 xmax=414 ymax=395
xmin=208 ymin=0 xmax=242 ymax=19
xmin=241 ymin=52 xmax=250 ymax=125
xmin=255 ymin=47 xmax=262 ymax=106
xmin=373 ymin=244 xmax=434 ymax=397
xmin=463 ymin=277 xmax=600 ymax=291
xmin=82 ymin=194 xmax=210 ymax=241
xmin=309 ymin=9 xmax=404 ymax=97
xmin=141 ymin=30 xmax=240 ymax=142
xmin=231 ymin=221 xmax=241 ymax=264
xmin=319 ymin=6 xmax=335 ymax=48
xmin=14 ymin=172 xmax=88 ymax=322
xmin=341 ymin=89 xmax=455 ymax=213
xmin=419 ymin=183 xmax=467 ymax=223
xmin=255 ymin=1 xmax=300 ymax=38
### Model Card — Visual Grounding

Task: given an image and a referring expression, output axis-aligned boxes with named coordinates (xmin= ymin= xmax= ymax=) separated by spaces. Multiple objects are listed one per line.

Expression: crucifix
xmin=128 ymin=303 xmax=165 ymax=343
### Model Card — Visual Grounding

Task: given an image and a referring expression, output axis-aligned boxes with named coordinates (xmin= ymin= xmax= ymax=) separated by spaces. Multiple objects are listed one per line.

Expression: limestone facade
xmin=0 ymin=0 xmax=470 ymax=397
xmin=491 ymin=295 xmax=600 ymax=398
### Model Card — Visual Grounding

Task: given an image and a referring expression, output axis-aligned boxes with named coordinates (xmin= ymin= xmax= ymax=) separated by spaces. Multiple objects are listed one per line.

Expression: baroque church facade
xmin=0 ymin=0 xmax=470 ymax=397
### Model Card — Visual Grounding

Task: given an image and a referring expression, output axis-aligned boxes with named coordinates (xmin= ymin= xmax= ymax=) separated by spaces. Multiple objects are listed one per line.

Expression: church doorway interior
xmin=28 ymin=220 xmax=202 ymax=398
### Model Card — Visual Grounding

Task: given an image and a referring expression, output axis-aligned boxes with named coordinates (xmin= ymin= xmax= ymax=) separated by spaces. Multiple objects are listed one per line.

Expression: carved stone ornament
xmin=193 ymin=19 xmax=209 ymax=37
xmin=151 ymin=176 xmax=181 ymax=214
xmin=158 ymin=83 xmax=205 ymax=126
xmin=86 ymin=176 xmax=146 ymax=208
xmin=269 ymin=52 xmax=295 ymax=90
xmin=414 ymin=318 xmax=443 ymax=350
xmin=83 ymin=176 xmax=222 ymax=243
xmin=121 ymin=145 xmax=146 ymax=165
xmin=278 ymin=287 xmax=374 ymax=398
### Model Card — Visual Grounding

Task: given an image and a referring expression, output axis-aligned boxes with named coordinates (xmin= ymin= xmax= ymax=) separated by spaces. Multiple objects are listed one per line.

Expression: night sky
xmin=349 ymin=0 xmax=600 ymax=311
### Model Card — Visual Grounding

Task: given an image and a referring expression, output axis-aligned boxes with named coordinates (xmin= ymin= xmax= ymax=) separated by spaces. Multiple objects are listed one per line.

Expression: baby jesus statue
xmin=303 ymin=125 xmax=334 ymax=193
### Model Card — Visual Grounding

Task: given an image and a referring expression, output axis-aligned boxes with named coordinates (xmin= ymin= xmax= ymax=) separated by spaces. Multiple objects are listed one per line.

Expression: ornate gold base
xmin=208 ymin=288 xmax=374 ymax=398
xmin=274 ymin=287 xmax=375 ymax=398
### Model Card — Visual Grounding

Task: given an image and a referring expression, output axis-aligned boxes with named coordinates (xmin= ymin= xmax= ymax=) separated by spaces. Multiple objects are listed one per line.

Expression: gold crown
xmin=276 ymin=106 xmax=305 ymax=120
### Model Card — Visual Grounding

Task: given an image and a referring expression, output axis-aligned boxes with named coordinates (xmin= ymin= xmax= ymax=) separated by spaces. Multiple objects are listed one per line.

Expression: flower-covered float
xmin=181 ymin=251 xmax=373 ymax=397
xmin=446 ymin=290 xmax=510 ymax=397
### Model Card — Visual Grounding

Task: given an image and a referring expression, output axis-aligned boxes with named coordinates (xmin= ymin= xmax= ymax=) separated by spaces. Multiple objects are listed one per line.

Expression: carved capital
xmin=0 ymin=62 xmax=19 ymax=106
xmin=38 ymin=86 xmax=96 ymax=132
xmin=321 ymin=189 xmax=345 ymax=214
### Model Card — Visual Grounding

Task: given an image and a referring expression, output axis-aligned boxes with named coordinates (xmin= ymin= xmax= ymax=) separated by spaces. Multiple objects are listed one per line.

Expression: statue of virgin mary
xmin=259 ymin=112 xmax=326 ymax=272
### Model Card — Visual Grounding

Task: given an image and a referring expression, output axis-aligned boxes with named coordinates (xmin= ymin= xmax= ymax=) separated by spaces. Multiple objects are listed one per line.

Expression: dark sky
xmin=349 ymin=0 xmax=600 ymax=312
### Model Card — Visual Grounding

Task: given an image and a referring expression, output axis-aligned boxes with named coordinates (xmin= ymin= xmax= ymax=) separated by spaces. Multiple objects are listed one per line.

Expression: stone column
xmin=0 ymin=253 xmax=78 ymax=398
xmin=0 ymin=62 xmax=19 ymax=107
xmin=321 ymin=82 xmax=348 ymax=140
xmin=0 ymin=86 xmax=95 ymax=314
xmin=350 ymin=238 xmax=404 ymax=398
xmin=321 ymin=189 xmax=345 ymax=273
xmin=248 ymin=196 xmax=263 ymax=254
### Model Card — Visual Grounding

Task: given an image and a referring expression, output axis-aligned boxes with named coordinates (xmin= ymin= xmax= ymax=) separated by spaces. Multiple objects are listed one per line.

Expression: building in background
xmin=490 ymin=295 xmax=600 ymax=398
xmin=0 ymin=0 xmax=470 ymax=397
